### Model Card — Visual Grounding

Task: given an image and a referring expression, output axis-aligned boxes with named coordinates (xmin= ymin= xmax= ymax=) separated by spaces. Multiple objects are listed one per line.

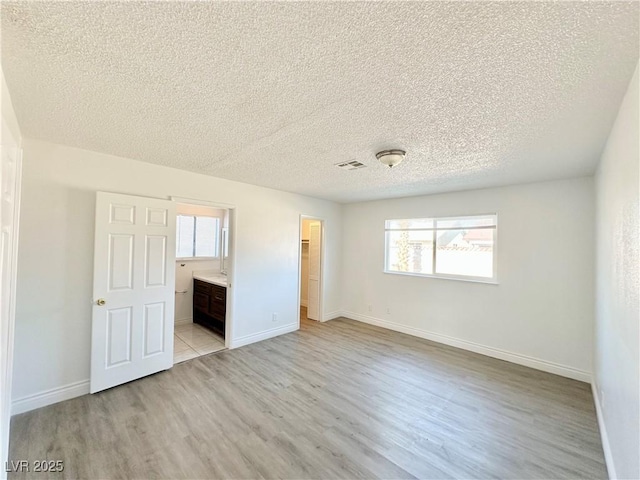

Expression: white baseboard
xmin=322 ymin=310 xmax=342 ymax=322
xmin=592 ymin=381 xmax=615 ymax=479
xmin=342 ymin=311 xmax=591 ymax=383
xmin=230 ymin=323 xmax=298 ymax=349
xmin=174 ymin=317 xmax=192 ymax=325
xmin=12 ymin=380 xmax=90 ymax=415
xmin=12 ymin=322 xmax=298 ymax=414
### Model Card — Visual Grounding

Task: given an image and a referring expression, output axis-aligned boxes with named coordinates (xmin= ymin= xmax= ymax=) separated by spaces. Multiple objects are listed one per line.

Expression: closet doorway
xmin=299 ymin=216 xmax=324 ymax=324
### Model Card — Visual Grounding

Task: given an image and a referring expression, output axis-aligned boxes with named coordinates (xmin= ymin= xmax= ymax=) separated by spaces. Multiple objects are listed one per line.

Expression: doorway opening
xmin=172 ymin=199 xmax=234 ymax=364
xmin=298 ymin=216 xmax=324 ymax=326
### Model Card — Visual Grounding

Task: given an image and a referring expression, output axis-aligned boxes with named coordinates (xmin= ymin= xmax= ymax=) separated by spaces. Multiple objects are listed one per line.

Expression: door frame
xmin=297 ymin=215 xmax=325 ymax=327
xmin=171 ymin=196 xmax=237 ymax=348
xmin=0 ymin=133 xmax=22 ymax=480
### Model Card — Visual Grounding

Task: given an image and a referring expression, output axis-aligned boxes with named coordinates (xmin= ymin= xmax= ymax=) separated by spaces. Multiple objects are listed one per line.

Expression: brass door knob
xmin=96 ymin=298 xmax=106 ymax=306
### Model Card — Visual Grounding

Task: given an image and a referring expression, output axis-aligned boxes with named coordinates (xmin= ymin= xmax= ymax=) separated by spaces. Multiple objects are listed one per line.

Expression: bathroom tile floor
xmin=173 ymin=322 xmax=225 ymax=364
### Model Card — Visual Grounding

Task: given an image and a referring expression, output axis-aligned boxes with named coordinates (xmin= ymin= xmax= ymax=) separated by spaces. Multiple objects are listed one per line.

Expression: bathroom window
xmin=176 ymin=215 xmax=220 ymax=258
xmin=384 ymin=214 xmax=497 ymax=283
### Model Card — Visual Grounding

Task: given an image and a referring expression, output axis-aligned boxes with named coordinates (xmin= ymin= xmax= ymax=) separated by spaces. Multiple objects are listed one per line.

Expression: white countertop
xmin=193 ymin=274 xmax=228 ymax=287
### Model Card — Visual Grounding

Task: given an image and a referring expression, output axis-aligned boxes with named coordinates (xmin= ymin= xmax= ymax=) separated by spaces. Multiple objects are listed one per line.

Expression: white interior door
xmin=91 ymin=192 xmax=176 ymax=393
xmin=307 ymin=221 xmax=321 ymax=321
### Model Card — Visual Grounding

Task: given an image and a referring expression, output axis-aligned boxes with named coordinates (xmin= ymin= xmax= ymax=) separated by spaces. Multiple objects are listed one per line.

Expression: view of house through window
xmin=176 ymin=215 xmax=220 ymax=258
xmin=385 ymin=214 xmax=497 ymax=281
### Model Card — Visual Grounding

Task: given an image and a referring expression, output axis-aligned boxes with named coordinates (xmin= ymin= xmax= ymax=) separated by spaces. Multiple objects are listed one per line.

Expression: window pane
xmin=435 ymin=228 xmax=494 ymax=278
xmin=386 ymin=218 xmax=434 ymax=230
xmin=386 ymin=230 xmax=434 ymax=274
xmin=195 ymin=217 xmax=218 ymax=257
xmin=436 ymin=215 xmax=496 ymax=229
xmin=176 ymin=215 xmax=195 ymax=258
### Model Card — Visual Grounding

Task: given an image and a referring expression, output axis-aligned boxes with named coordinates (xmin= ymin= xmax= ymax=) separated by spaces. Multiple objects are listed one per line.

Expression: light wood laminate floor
xmin=9 ymin=317 xmax=606 ymax=479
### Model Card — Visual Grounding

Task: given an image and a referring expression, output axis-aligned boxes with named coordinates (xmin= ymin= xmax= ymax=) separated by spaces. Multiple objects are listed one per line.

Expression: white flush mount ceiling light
xmin=376 ymin=149 xmax=406 ymax=168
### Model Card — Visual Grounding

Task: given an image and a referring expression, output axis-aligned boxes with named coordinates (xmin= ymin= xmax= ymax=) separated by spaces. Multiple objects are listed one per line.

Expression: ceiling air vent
xmin=335 ymin=160 xmax=366 ymax=171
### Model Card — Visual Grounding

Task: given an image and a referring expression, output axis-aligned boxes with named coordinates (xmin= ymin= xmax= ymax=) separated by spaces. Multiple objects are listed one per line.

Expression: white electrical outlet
xmin=367 ymin=304 xmax=372 ymax=312
xmin=386 ymin=307 xmax=391 ymax=314
xmin=272 ymin=312 xmax=278 ymax=322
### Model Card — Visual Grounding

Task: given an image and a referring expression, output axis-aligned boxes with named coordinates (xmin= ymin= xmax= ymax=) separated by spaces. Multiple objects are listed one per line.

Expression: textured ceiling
xmin=1 ymin=1 xmax=638 ymax=203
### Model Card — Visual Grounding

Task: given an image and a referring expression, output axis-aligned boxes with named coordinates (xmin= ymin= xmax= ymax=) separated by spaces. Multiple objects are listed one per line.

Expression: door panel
xmin=308 ymin=279 xmax=319 ymax=318
xmin=143 ymin=303 xmax=165 ymax=357
xmin=110 ymin=204 xmax=135 ymax=224
xmin=145 ymin=235 xmax=167 ymax=287
xmin=91 ymin=192 xmax=176 ymax=393
xmin=146 ymin=207 xmax=168 ymax=226
xmin=109 ymin=234 xmax=134 ymax=291
xmin=106 ymin=307 xmax=132 ymax=367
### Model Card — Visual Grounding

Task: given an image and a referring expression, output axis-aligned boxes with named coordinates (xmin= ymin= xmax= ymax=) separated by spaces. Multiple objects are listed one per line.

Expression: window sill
xmin=383 ymin=270 xmax=499 ymax=285
xmin=176 ymin=257 xmax=219 ymax=262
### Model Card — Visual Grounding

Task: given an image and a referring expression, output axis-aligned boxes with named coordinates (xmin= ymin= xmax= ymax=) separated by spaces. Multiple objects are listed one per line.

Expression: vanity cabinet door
xmin=193 ymin=279 xmax=226 ymax=338
xmin=194 ymin=292 xmax=209 ymax=313
xmin=208 ymin=285 xmax=226 ymax=320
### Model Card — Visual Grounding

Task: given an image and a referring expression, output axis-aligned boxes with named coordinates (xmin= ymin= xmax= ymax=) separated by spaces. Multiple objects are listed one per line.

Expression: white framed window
xmin=176 ymin=215 xmax=220 ymax=259
xmin=384 ymin=214 xmax=497 ymax=283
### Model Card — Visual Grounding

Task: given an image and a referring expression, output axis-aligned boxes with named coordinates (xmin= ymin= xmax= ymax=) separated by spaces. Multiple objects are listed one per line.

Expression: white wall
xmin=0 ymin=68 xmax=22 ymax=480
xmin=342 ymin=177 xmax=595 ymax=380
xmin=594 ymin=63 xmax=639 ymax=480
xmin=12 ymin=139 xmax=342 ymax=406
